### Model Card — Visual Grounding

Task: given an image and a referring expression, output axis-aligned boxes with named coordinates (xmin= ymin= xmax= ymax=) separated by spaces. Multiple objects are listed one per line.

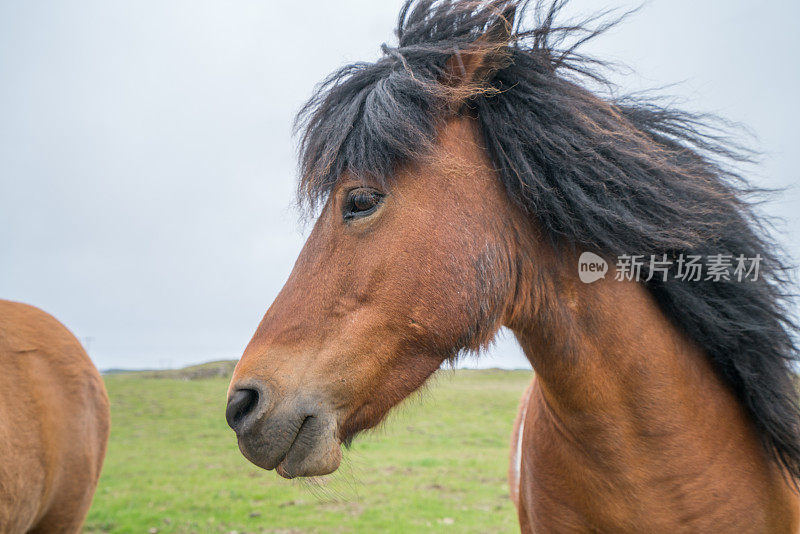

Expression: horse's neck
xmin=509 ymin=268 xmax=797 ymax=531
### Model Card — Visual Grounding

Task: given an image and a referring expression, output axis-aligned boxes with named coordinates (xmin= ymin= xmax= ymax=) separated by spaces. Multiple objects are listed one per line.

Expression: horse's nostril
xmin=226 ymin=388 xmax=260 ymax=432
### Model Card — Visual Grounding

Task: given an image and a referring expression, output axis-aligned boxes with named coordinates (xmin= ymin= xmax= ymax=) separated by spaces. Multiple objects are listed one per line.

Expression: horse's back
xmin=0 ymin=300 xmax=110 ymax=533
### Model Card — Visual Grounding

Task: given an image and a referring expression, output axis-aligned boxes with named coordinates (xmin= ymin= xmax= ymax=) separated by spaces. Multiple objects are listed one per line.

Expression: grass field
xmin=84 ymin=365 xmax=532 ymax=533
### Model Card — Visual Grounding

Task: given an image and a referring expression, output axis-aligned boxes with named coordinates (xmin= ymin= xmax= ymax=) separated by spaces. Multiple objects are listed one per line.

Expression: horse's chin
xmin=275 ymin=437 xmax=342 ymax=479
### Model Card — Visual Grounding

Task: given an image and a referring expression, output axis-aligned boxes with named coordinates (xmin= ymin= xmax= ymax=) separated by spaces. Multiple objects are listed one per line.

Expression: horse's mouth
xmin=236 ymin=411 xmax=343 ymax=479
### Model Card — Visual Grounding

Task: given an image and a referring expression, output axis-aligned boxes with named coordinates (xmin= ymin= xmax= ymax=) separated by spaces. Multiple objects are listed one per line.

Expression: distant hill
xmin=102 ymin=360 xmax=529 ymax=381
xmin=104 ymin=360 xmax=238 ymax=380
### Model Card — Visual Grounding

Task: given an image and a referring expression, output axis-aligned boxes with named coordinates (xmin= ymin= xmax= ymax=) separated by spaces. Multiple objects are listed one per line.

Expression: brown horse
xmin=0 ymin=300 xmax=110 ymax=533
xmin=227 ymin=1 xmax=800 ymax=531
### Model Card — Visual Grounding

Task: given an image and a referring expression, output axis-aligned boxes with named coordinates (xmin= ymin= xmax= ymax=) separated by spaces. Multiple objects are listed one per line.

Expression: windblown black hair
xmin=295 ymin=0 xmax=800 ymax=481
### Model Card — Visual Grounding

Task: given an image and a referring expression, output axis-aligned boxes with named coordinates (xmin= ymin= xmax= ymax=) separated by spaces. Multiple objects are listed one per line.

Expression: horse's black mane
xmin=296 ymin=0 xmax=800 ymax=480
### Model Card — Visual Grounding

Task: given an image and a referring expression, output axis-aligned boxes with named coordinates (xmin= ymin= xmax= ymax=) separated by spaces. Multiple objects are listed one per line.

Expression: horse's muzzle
xmin=226 ymin=381 xmax=342 ymax=478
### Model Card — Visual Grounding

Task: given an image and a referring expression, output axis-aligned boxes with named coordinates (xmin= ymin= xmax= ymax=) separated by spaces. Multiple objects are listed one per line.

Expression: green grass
xmin=84 ymin=368 xmax=532 ymax=534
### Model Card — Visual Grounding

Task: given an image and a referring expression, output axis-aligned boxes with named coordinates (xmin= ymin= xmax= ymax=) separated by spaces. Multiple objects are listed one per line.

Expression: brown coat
xmin=0 ymin=300 xmax=110 ymax=533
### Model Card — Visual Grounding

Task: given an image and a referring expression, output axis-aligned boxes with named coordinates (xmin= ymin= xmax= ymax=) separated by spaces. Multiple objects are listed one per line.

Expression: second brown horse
xmin=0 ymin=300 xmax=109 ymax=533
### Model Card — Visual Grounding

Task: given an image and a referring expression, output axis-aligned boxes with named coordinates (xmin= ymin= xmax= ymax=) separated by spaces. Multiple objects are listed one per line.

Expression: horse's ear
xmin=442 ymin=4 xmax=516 ymax=91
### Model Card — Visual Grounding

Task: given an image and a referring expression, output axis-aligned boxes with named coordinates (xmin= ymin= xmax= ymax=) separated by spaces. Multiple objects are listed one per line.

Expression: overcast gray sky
xmin=1 ymin=1 xmax=798 ymax=371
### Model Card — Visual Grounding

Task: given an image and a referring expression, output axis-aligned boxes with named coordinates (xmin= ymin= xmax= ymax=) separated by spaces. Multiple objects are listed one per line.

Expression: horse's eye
xmin=343 ymin=188 xmax=384 ymax=221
